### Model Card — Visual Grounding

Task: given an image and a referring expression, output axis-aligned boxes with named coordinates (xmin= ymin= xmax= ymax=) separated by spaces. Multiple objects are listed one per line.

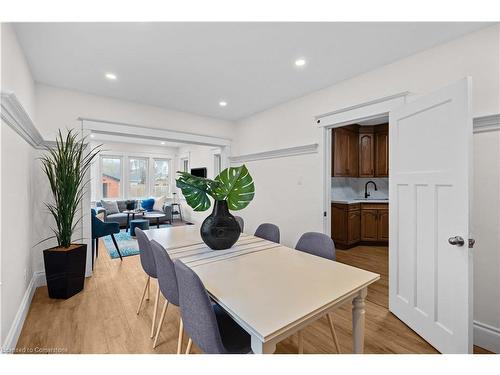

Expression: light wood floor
xmin=16 ymin=242 xmax=490 ymax=354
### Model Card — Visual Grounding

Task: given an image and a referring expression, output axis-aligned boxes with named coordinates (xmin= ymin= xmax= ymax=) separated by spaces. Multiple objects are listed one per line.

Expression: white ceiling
xmin=13 ymin=22 xmax=490 ymax=121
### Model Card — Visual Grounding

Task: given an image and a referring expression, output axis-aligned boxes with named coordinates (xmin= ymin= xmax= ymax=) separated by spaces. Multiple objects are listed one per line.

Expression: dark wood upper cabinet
xmin=332 ymin=123 xmax=388 ymax=178
xmin=332 ymin=126 xmax=358 ymax=177
xmin=374 ymin=124 xmax=389 ymax=177
xmin=358 ymin=127 xmax=374 ymax=177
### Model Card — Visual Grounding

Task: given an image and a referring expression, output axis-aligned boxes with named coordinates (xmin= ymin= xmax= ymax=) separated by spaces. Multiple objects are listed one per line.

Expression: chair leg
xmin=110 ymin=233 xmax=123 ymax=260
xmin=185 ymin=338 xmax=192 ymax=354
xmin=96 ymin=237 xmax=99 ymax=258
xmin=176 ymin=318 xmax=184 ymax=354
xmin=91 ymin=238 xmax=95 ymax=270
xmin=153 ymin=299 xmax=169 ymax=349
xmin=297 ymin=331 xmax=304 ymax=354
xmin=326 ymin=313 xmax=341 ymax=354
xmin=150 ymin=285 xmax=160 ymax=338
xmin=136 ymin=276 xmax=150 ymax=315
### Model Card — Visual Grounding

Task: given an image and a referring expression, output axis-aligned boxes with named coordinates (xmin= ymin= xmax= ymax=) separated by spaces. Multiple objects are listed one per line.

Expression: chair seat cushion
xmin=213 ymin=304 xmax=251 ymax=354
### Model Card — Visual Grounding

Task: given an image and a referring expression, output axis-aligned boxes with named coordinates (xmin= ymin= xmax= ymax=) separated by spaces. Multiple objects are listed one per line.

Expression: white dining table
xmin=143 ymin=225 xmax=380 ymax=354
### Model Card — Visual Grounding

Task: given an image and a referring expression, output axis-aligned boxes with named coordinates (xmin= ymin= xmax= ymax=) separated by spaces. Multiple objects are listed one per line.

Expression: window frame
xmin=127 ymin=156 xmax=149 ymax=199
xmin=152 ymin=158 xmax=171 ymax=197
xmin=100 ymin=155 xmax=124 ymax=200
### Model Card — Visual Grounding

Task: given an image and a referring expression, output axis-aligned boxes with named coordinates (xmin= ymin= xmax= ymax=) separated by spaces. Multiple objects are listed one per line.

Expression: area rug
xmin=103 ymin=222 xmax=194 ymax=259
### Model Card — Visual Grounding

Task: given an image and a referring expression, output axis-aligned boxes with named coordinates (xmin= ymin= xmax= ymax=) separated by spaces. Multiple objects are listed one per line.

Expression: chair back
xmin=150 ymin=240 xmax=179 ymax=306
xmin=135 ymin=228 xmax=157 ymax=278
xmin=174 ymin=260 xmax=226 ymax=354
xmin=295 ymin=232 xmax=335 ymax=261
xmin=254 ymin=223 xmax=280 ymax=243
xmin=234 ymin=216 xmax=244 ymax=232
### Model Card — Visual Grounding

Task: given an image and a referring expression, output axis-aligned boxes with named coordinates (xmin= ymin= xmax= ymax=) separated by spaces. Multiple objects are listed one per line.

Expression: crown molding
xmin=229 ymin=143 xmax=318 ymax=164
xmin=0 ymin=91 xmax=48 ymax=150
xmin=473 ymin=114 xmax=500 ymax=133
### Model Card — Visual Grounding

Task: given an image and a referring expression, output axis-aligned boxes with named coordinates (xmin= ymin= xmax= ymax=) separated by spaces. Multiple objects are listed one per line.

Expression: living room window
xmin=101 ymin=156 xmax=122 ymax=199
xmin=129 ymin=157 xmax=148 ymax=198
xmin=153 ymin=158 xmax=170 ymax=196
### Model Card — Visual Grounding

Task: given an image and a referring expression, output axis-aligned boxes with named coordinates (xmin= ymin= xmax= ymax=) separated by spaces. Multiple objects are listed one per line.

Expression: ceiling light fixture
xmin=90 ymin=134 xmax=95 ymax=138
xmin=105 ymin=72 xmax=117 ymax=80
xmin=161 ymin=141 xmax=166 ymax=145
xmin=219 ymin=101 xmax=227 ymax=107
xmin=294 ymin=58 xmax=306 ymax=67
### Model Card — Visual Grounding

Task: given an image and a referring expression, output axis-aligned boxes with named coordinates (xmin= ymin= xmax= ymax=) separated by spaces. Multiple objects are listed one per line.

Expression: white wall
xmin=176 ymin=144 xmax=221 ymax=224
xmin=0 ymin=23 xmax=37 ymax=349
xmin=233 ymin=24 xmax=500 ymax=349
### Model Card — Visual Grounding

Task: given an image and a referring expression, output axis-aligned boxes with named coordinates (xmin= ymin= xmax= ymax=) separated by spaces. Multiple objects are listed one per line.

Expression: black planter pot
xmin=200 ymin=200 xmax=241 ymax=250
xmin=43 ymin=243 xmax=87 ymax=299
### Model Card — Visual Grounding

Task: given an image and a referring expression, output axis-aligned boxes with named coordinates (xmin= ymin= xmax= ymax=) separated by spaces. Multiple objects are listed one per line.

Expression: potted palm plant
xmin=176 ymin=165 xmax=255 ymax=249
xmin=40 ymin=129 xmax=101 ymax=299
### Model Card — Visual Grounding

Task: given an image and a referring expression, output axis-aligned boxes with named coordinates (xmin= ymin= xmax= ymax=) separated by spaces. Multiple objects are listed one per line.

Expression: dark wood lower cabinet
xmin=332 ymin=202 xmax=388 ymax=248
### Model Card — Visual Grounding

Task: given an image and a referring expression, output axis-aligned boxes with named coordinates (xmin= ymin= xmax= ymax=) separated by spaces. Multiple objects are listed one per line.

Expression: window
xmin=181 ymin=158 xmax=189 ymax=173
xmin=214 ymin=154 xmax=222 ymax=176
xmin=101 ymin=156 xmax=122 ymax=198
xmin=129 ymin=158 xmax=148 ymax=198
xmin=153 ymin=159 xmax=169 ymax=197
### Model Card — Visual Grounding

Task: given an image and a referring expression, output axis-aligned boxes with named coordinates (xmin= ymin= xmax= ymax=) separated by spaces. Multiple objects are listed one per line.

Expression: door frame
xmin=315 ymin=92 xmax=411 ymax=236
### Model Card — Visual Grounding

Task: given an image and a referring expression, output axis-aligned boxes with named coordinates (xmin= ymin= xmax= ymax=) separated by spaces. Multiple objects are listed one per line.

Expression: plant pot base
xmin=43 ymin=244 xmax=87 ymax=299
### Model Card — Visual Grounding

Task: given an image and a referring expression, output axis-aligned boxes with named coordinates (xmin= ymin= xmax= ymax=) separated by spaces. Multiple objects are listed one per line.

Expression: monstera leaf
xmin=176 ymin=172 xmax=218 ymax=211
xmin=213 ymin=165 xmax=255 ymax=210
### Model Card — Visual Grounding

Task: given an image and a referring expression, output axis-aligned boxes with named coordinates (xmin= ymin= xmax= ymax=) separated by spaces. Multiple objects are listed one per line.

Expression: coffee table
xmin=143 ymin=212 xmax=166 ymax=229
xmin=123 ymin=209 xmax=145 ymax=231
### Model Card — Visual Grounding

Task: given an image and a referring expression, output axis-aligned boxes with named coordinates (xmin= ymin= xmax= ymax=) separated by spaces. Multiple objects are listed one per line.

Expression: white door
xmin=389 ymin=78 xmax=473 ymax=353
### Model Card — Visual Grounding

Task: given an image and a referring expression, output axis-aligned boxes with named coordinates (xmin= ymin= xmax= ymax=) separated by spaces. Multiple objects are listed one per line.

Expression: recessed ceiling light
xmin=294 ymin=58 xmax=306 ymax=67
xmin=105 ymin=73 xmax=117 ymax=80
xmin=219 ymin=101 xmax=227 ymax=107
xmin=161 ymin=141 xmax=166 ymax=145
xmin=90 ymin=134 xmax=95 ymax=138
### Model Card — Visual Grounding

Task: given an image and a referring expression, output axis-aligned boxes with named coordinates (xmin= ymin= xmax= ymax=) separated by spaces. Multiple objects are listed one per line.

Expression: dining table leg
xmin=251 ymin=335 xmax=276 ymax=354
xmin=352 ymin=287 xmax=367 ymax=354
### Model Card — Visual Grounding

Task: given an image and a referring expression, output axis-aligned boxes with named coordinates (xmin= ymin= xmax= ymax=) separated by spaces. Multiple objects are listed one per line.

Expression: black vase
xmin=200 ymin=200 xmax=241 ymax=250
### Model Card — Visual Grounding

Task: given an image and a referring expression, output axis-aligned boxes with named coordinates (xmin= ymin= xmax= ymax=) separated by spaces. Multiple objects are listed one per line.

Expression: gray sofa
xmin=95 ymin=199 xmax=173 ymax=228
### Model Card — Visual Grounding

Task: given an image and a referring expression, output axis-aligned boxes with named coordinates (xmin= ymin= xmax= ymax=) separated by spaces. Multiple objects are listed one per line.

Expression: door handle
xmin=448 ymin=236 xmax=465 ymax=246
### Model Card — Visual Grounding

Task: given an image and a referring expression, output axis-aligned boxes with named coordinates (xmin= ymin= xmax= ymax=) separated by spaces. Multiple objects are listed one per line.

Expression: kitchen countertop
xmin=332 ymin=199 xmax=389 ymax=204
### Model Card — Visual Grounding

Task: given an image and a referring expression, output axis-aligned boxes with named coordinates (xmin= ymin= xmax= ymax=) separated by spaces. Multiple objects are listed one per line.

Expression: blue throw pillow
xmin=141 ymin=198 xmax=155 ymax=212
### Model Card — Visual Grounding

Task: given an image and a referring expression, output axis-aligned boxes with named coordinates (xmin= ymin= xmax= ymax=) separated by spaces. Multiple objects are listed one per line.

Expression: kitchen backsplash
xmin=331 ymin=177 xmax=389 ymax=200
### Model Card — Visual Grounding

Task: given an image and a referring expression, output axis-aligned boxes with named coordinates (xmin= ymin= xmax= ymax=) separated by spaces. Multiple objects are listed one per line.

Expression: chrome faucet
xmin=364 ymin=180 xmax=378 ymax=199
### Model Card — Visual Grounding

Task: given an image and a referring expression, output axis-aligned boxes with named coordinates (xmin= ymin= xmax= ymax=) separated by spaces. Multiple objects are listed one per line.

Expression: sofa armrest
xmin=95 ymin=206 xmax=107 ymax=220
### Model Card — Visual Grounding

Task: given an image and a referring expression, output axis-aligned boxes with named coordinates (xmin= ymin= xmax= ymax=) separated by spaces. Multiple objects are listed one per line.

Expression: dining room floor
xmin=15 ymin=241 xmax=490 ymax=354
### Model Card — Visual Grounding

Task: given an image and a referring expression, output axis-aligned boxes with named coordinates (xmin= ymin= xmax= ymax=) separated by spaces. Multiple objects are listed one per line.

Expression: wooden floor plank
xmin=15 ymin=241 xmax=490 ymax=354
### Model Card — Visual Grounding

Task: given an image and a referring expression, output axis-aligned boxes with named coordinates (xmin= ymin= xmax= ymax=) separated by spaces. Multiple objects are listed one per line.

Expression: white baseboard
xmin=474 ymin=320 xmax=500 ymax=353
xmin=1 ymin=270 xmax=45 ymax=354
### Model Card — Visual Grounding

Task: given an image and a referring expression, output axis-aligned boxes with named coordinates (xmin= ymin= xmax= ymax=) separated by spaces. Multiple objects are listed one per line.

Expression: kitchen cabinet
xmin=331 ymin=202 xmax=388 ymax=248
xmin=374 ymin=124 xmax=389 ymax=177
xmin=331 ymin=203 xmax=360 ymax=248
xmin=360 ymin=209 xmax=378 ymax=241
xmin=332 ymin=123 xmax=388 ymax=178
xmin=361 ymin=203 xmax=389 ymax=242
xmin=358 ymin=128 xmax=374 ymax=177
xmin=332 ymin=126 xmax=358 ymax=177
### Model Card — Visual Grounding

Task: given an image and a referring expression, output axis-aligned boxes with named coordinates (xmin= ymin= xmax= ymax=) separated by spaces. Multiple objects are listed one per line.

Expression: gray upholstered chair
xmin=149 ymin=240 xmax=184 ymax=353
xmin=254 ymin=223 xmax=280 ymax=243
xmin=174 ymin=260 xmax=251 ymax=354
xmin=234 ymin=216 xmax=244 ymax=232
xmin=295 ymin=232 xmax=341 ymax=354
xmin=135 ymin=228 xmax=160 ymax=339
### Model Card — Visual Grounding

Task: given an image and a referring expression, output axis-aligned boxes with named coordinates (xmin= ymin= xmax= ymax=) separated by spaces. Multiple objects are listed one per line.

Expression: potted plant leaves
xmin=39 ymin=129 xmax=101 ymax=299
xmin=176 ymin=165 xmax=255 ymax=249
